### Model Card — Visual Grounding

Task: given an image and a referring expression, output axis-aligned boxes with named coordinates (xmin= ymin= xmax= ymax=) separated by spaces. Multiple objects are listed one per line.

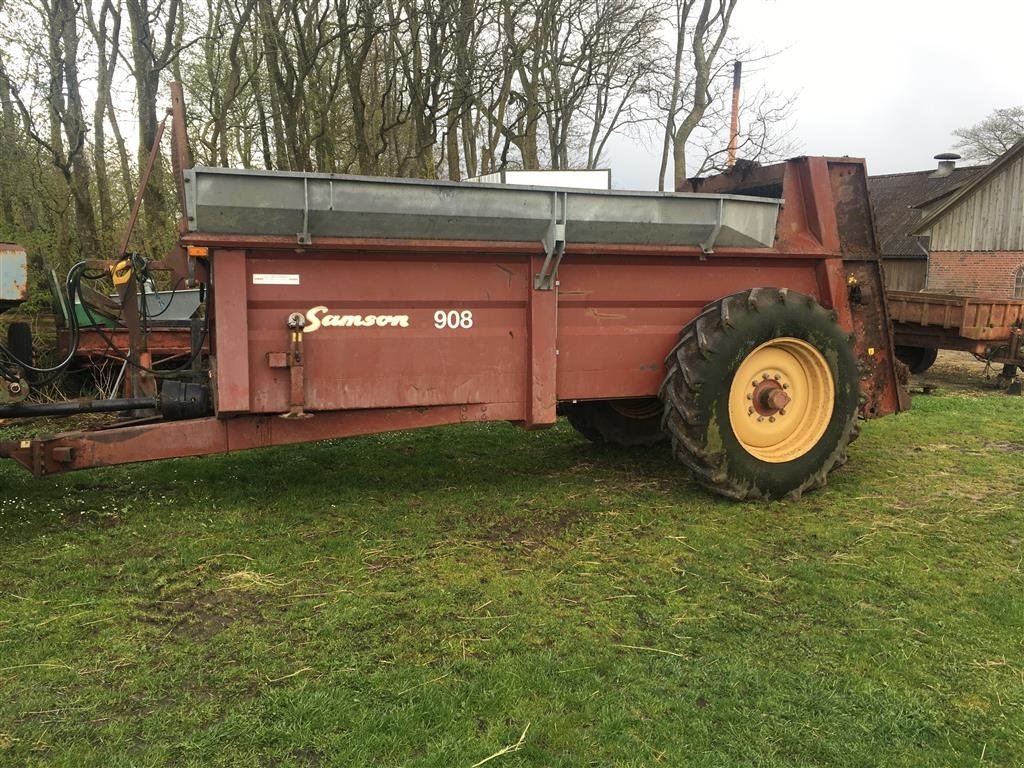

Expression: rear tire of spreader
xmin=894 ymin=345 xmax=938 ymax=375
xmin=660 ymin=288 xmax=861 ymax=500
xmin=563 ymin=398 xmax=668 ymax=448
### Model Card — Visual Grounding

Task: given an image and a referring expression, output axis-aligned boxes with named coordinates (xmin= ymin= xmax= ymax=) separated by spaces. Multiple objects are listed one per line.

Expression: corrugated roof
xmin=866 ymin=165 xmax=987 ymax=259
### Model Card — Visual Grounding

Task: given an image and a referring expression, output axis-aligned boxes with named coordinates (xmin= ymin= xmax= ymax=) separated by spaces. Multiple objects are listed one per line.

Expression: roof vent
xmin=931 ymin=152 xmax=961 ymax=178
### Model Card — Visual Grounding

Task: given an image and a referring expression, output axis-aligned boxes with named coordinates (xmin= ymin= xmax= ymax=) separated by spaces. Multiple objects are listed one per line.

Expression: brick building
xmin=914 ymin=137 xmax=1024 ymax=299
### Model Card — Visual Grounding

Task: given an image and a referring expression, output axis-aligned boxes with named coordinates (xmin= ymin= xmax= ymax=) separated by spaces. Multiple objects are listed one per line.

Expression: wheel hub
xmin=728 ymin=337 xmax=836 ymax=463
xmin=752 ymin=379 xmax=791 ymax=415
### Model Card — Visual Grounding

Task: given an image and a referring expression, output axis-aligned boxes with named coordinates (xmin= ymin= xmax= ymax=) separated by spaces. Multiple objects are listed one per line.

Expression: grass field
xmin=1 ymin=363 xmax=1022 ymax=766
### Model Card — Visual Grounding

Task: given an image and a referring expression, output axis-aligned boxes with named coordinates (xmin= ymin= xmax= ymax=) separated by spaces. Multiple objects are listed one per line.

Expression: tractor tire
xmin=660 ymin=288 xmax=861 ymax=500
xmin=894 ymin=345 xmax=938 ymax=375
xmin=563 ymin=398 xmax=667 ymax=448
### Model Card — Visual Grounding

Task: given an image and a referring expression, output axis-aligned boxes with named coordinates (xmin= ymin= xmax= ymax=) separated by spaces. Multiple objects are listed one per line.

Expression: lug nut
xmin=747 ymin=407 xmax=754 ymax=415
xmin=782 ymin=383 xmax=789 ymax=389
xmin=757 ymin=416 xmax=764 ymax=422
xmin=8 ymin=382 xmax=21 ymax=394
xmin=769 ymin=416 xmax=776 ymax=423
xmin=773 ymin=374 xmax=780 ymax=380
xmin=746 ymin=393 xmax=752 ymax=400
xmin=779 ymin=409 xmax=786 ymax=416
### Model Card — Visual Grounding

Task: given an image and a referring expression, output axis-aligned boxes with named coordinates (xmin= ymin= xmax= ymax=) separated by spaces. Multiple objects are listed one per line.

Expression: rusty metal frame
xmin=0 ymin=403 xmax=522 ymax=477
xmin=58 ymin=328 xmax=208 ymax=361
xmin=108 ymin=113 xmax=170 ymax=401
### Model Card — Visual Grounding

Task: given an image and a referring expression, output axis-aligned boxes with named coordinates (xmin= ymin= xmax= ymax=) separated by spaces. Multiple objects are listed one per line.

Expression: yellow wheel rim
xmin=727 ymin=337 xmax=835 ymax=464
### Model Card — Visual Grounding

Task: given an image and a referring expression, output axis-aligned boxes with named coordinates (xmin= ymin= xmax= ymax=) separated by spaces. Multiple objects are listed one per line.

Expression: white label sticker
xmin=253 ymin=273 xmax=300 ymax=285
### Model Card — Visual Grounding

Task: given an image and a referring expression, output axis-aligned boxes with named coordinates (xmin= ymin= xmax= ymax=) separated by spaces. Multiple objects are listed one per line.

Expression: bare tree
xmin=953 ymin=106 xmax=1024 ymax=163
xmin=83 ymin=0 xmax=124 ymax=252
xmin=656 ymin=0 xmax=736 ymax=191
xmin=386 ymin=0 xmax=449 ymax=177
xmin=124 ymin=0 xmax=181 ymax=231
xmin=439 ymin=0 xmax=481 ymax=179
xmin=0 ymin=48 xmax=20 ymax=225
xmin=467 ymin=1 xmax=524 ymax=174
xmin=186 ymin=0 xmax=258 ymax=167
xmin=539 ymin=0 xmax=663 ymax=169
xmin=682 ymin=56 xmax=798 ymax=177
xmin=579 ymin=0 xmax=664 ymax=169
xmin=1 ymin=0 xmax=101 ymax=258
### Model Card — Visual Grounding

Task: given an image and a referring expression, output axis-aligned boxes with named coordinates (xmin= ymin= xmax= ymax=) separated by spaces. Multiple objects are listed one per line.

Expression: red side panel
xmin=555 ymin=255 xmax=823 ymax=399
xmin=212 ymin=249 xmax=250 ymax=413
xmin=214 ymin=251 xmax=532 ymax=416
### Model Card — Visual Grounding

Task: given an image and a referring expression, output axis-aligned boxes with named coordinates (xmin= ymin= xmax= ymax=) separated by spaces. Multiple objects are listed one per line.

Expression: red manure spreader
xmin=0 ymin=87 xmax=906 ymax=499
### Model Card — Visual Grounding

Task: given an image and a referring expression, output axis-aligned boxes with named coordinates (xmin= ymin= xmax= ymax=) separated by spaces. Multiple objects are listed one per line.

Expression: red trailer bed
xmin=888 ymin=290 xmax=1024 ymax=373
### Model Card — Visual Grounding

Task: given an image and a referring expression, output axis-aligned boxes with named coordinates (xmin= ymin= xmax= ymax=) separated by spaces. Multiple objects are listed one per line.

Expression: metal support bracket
xmin=535 ymin=192 xmax=568 ymax=290
xmin=268 ymin=313 xmax=312 ymax=419
xmin=184 ymin=170 xmax=197 ymax=229
xmin=700 ymin=197 xmax=725 ymax=255
xmin=297 ymin=178 xmax=312 ymax=245
xmin=5 ymin=439 xmax=75 ymax=478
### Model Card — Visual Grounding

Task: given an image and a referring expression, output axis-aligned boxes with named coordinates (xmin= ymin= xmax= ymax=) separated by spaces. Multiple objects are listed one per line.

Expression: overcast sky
xmin=607 ymin=0 xmax=1024 ymax=189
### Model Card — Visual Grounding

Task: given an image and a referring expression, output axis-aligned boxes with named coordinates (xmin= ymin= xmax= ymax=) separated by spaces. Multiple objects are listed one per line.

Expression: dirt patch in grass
xmin=153 ymin=588 xmax=265 ymax=640
xmin=478 ymin=507 xmax=586 ymax=547
xmin=986 ymin=440 xmax=1024 ymax=452
xmin=138 ymin=571 xmax=270 ymax=641
xmin=57 ymin=507 xmax=123 ymax=531
xmin=143 ymin=587 xmax=265 ymax=640
xmin=288 ymin=747 xmax=324 ymax=767
xmin=914 ymin=350 xmax=1017 ymax=394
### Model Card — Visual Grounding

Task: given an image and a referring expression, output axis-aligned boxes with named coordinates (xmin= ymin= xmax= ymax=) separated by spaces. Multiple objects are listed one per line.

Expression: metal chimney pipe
xmin=727 ymin=61 xmax=742 ymax=168
xmin=930 ymin=152 xmax=961 ymax=178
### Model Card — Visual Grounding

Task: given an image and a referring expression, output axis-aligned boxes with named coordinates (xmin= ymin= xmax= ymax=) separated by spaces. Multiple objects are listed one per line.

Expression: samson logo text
xmin=304 ymin=306 xmax=410 ymax=332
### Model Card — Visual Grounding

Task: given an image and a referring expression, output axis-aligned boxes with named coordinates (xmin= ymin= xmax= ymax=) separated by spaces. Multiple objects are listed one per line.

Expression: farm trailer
xmin=0 ymin=91 xmax=906 ymax=500
xmin=887 ymin=290 xmax=1024 ymax=381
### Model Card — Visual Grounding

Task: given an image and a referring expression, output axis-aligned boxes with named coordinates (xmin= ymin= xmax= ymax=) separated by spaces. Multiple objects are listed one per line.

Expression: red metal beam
xmin=0 ymin=402 xmax=523 ymax=477
xmin=526 ymin=254 xmax=557 ymax=427
xmin=182 ymin=234 xmax=542 ymax=255
xmin=58 ymin=328 xmax=206 ymax=359
xmin=182 ymin=232 xmax=841 ymax=261
xmin=211 ymin=249 xmax=250 ymax=414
